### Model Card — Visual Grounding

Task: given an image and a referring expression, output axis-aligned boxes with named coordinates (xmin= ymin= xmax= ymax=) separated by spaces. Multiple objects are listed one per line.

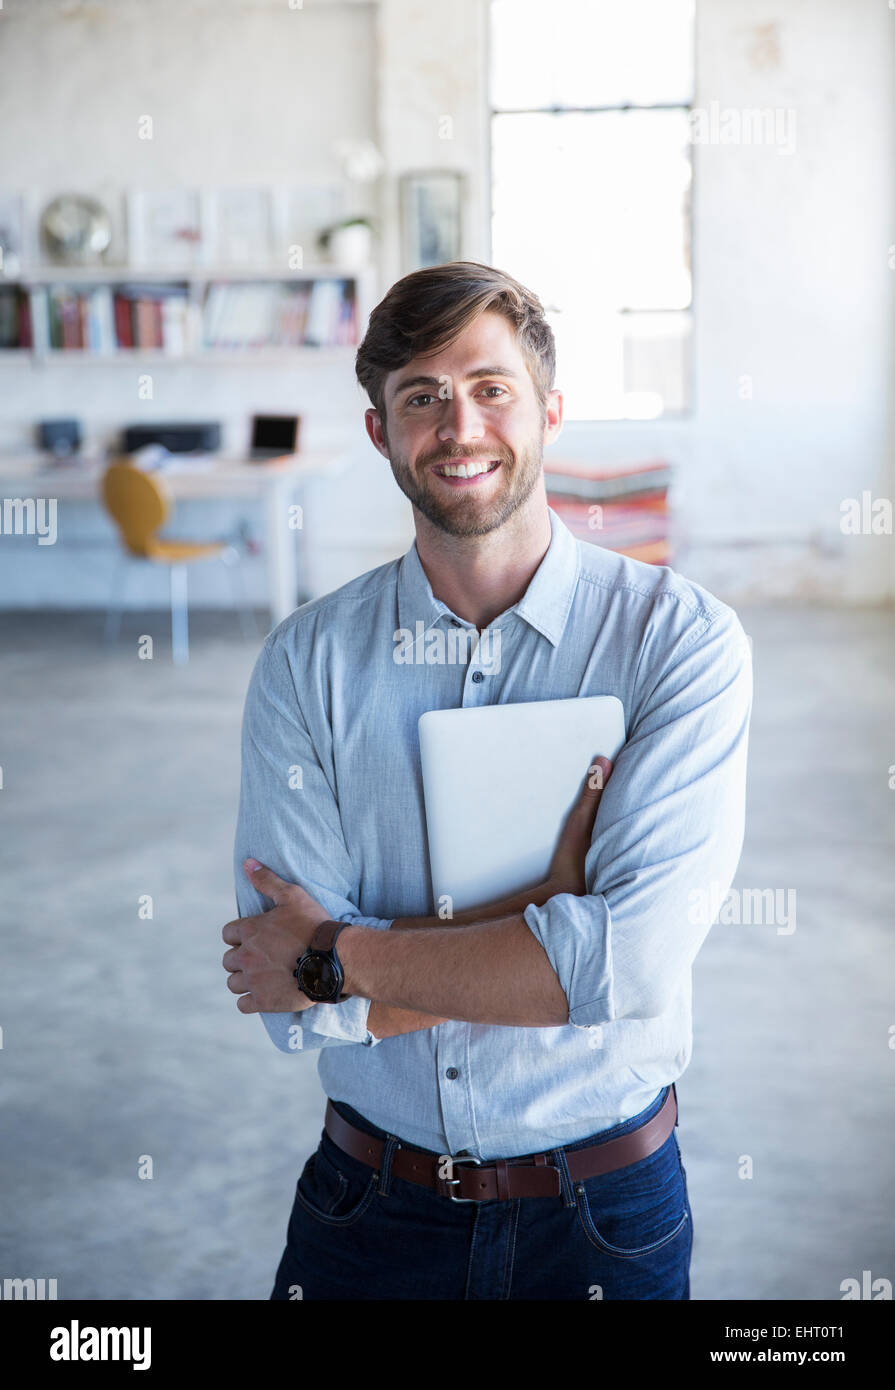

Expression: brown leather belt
xmin=324 ymin=1086 xmax=677 ymax=1202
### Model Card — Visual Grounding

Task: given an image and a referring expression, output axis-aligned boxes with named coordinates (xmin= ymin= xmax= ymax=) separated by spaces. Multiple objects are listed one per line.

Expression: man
xmin=224 ymin=261 xmax=752 ymax=1300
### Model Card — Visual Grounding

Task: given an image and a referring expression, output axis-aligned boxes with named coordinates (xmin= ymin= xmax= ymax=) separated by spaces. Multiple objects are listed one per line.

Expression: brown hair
xmin=355 ymin=260 xmax=555 ymax=434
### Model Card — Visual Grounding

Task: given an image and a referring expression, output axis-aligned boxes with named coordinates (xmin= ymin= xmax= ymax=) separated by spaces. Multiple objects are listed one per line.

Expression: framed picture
xmin=128 ymin=189 xmax=209 ymax=269
xmin=399 ymin=170 xmax=464 ymax=272
xmin=210 ymin=188 xmax=275 ymax=267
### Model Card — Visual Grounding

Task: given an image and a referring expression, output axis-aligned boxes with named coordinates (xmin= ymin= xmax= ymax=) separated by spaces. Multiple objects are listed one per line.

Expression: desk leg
xmin=265 ymin=476 xmax=298 ymax=626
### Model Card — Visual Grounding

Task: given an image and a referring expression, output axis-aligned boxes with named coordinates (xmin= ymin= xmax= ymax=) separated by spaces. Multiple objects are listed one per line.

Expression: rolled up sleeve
xmin=523 ymin=605 xmax=753 ymax=1028
xmin=234 ymin=632 xmax=393 ymax=1053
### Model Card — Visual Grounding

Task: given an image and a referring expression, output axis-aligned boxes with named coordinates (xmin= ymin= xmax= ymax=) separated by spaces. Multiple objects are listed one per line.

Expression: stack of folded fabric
xmin=543 ymin=460 xmax=672 ymax=565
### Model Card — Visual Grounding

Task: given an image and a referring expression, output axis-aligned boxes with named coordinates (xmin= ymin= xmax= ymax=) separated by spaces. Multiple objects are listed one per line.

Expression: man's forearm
xmin=341 ymin=913 xmax=569 ymax=1026
xmin=389 ymin=880 xmax=554 ymax=930
xmin=362 ymin=883 xmax=558 ymax=1035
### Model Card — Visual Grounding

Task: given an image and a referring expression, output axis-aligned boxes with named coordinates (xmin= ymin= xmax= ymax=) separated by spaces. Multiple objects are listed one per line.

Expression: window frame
xmin=485 ymin=0 xmax=697 ymax=423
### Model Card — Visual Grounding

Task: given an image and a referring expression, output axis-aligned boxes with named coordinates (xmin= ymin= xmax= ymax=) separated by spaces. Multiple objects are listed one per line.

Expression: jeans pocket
xmin=294 ymin=1133 xmax=379 ymax=1228
xmin=573 ymin=1136 xmax=690 ymax=1259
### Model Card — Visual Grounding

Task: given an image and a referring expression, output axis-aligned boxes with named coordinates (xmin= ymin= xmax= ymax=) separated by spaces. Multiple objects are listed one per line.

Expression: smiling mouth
xmin=431 ymin=459 xmax=501 ymax=482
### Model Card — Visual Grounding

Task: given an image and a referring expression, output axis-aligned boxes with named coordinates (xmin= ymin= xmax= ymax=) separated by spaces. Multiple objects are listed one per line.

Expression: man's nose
xmin=435 ymin=393 xmax=487 ymax=445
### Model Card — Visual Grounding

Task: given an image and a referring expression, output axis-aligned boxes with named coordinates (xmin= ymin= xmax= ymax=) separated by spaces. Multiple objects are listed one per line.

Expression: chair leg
xmin=170 ymin=564 xmax=189 ymax=664
xmin=221 ymin=546 xmax=260 ymax=640
xmin=103 ymin=554 xmax=130 ymax=645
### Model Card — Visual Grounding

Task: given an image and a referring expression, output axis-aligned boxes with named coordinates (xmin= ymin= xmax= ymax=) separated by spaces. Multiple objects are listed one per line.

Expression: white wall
xmin=1 ymin=0 xmax=892 ymax=607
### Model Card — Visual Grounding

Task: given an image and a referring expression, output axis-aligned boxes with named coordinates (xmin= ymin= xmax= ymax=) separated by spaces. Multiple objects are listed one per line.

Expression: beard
xmin=383 ymin=427 xmax=545 ymax=538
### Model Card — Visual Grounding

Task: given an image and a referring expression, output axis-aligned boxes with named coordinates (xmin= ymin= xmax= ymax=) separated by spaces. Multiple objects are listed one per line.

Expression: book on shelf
xmin=545 ymin=459 xmax=672 ymax=565
xmin=114 ymin=283 xmax=189 ymax=353
xmin=35 ymin=282 xmax=190 ymax=353
xmin=0 ymin=285 xmax=32 ymax=348
xmin=202 ymin=277 xmax=355 ymax=350
xmin=113 ymin=293 xmax=132 ymax=348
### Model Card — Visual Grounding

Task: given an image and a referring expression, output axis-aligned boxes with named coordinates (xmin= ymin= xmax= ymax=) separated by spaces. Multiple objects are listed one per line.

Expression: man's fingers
xmin=243 ymin=858 xmax=291 ymax=904
xmin=566 ymin=756 xmax=612 ymax=822
xmin=586 ymin=755 xmax=613 ymax=796
xmin=226 ymin=971 xmax=251 ymax=994
xmin=222 ymin=918 xmax=245 ymax=946
xmin=560 ymin=756 xmax=613 ymax=840
xmin=243 ymin=860 xmax=323 ymax=918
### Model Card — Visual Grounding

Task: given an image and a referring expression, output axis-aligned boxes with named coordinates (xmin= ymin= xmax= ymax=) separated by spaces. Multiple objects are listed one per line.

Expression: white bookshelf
xmin=0 ymin=265 xmax=376 ymax=364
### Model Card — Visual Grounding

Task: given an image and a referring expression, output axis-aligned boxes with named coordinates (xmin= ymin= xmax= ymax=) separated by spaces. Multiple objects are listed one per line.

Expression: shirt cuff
xmin=260 ymin=995 xmax=382 ymax=1052
xmin=522 ymin=892 xmax=614 ymax=1028
xmin=336 ymin=911 xmax=395 ymax=931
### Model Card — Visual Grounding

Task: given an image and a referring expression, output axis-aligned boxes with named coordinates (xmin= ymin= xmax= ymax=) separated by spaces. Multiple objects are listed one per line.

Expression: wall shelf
xmin=0 ymin=265 xmax=376 ymax=362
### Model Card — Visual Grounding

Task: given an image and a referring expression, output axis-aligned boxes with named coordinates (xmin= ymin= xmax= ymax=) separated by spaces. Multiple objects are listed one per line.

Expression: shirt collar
xmin=396 ymin=505 xmax=580 ymax=648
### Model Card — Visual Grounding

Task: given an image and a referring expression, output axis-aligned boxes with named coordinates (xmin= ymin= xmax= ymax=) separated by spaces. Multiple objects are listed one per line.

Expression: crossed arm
xmin=362 ymin=880 xmax=571 ymax=1038
xmin=229 ymin=609 xmax=752 ymax=1047
xmin=238 ymin=795 xmax=604 ymax=1038
xmin=346 ymin=915 xmax=569 ymax=1033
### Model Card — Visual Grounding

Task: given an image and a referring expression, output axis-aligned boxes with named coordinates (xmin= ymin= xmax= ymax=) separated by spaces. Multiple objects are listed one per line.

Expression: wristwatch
xmin=294 ymin=920 xmax=353 ymax=1004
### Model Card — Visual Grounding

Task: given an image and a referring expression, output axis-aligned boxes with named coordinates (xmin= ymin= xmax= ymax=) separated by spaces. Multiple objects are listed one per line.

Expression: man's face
xmin=365 ymin=309 xmax=562 ymax=538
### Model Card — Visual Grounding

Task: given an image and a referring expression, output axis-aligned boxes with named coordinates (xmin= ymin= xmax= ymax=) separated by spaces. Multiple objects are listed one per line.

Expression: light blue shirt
xmin=233 ymin=506 xmax=752 ymax=1160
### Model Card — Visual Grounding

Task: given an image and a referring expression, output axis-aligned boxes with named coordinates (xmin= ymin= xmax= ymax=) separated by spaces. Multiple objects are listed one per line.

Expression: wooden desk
xmin=0 ymin=450 xmax=351 ymax=624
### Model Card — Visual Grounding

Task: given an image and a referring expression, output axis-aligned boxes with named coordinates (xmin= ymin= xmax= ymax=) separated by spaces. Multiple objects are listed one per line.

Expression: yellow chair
xmin=101 ymin=458 xmax=255 ymax=663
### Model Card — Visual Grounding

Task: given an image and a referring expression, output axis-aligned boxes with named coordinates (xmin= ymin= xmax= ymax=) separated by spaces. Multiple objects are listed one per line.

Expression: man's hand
xmin=390 ymin=753 xmax=615 ymax=930
xmin=542 ymin=754 xmax=613 ymax=898
xmin=222 ymin=859 xmax=330 ymax=1014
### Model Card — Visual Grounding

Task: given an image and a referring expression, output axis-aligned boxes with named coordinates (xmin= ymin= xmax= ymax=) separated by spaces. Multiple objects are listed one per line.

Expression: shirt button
xmin=471 ymin=671 xmax=484 ymax=683
xmin=445 ymin=1067 xmax=460 ymax=1080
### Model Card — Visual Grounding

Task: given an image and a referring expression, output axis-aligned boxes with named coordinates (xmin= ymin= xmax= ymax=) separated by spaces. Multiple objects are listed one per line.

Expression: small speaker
xmin=37 ymin=419 xmax=82 ymax=457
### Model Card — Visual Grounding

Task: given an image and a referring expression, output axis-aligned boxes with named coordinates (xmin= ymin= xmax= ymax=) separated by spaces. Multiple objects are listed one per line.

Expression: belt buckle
xmin=444 ymin=1153 xmax=483 ymax=1203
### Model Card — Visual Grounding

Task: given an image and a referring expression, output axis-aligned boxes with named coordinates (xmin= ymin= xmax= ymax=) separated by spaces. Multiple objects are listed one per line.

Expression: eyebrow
xmin=390 ymin=365 xmax=522 ymax=400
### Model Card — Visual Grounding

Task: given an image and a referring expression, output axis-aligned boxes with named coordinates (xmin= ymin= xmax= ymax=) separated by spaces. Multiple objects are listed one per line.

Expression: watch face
xmin=299 ymin=953 xmax=339 ymax=999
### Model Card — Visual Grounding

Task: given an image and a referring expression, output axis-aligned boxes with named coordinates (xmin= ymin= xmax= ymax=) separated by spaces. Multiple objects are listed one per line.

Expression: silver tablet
xmin=418 ymin=695 xmax=626 ymax=915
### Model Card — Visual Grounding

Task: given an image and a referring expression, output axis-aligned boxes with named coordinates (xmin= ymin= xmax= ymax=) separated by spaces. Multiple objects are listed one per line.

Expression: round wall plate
xmin=40 ymin=194 xmax=112 ymax=264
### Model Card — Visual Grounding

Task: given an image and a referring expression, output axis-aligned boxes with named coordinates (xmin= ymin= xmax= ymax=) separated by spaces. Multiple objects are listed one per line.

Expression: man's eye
xmin=406 ymin=386 xmax=507 ymax=408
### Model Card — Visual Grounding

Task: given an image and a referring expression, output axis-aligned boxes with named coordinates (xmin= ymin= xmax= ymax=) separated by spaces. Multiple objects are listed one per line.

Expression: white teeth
xmin=437 ymin=460 xmax=497 ymax=478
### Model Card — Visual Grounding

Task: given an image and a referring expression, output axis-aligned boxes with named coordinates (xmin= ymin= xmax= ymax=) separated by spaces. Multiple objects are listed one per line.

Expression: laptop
xmin=418 ymin=696 xmax=626 ymax=915
xmin=249 ymin=413 xmax=300 ymax=460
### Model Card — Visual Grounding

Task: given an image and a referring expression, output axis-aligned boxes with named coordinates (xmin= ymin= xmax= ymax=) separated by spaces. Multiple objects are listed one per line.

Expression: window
xmin=489 ymin=0 xmax=695 ymax=420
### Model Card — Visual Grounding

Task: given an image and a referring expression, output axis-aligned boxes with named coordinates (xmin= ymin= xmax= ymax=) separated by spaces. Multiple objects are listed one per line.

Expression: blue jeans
xmin=270 ymin=1084 xmax=692 ymax=1300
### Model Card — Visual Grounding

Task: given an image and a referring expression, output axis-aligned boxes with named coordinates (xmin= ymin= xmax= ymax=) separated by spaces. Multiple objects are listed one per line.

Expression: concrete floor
xmin=1 ymin=604 xmax=893 ymax=1300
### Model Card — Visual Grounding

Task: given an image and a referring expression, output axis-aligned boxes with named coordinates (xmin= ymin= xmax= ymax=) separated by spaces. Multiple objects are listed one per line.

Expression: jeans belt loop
xmin=494 ymin=1158 xmax=511 ymax=1203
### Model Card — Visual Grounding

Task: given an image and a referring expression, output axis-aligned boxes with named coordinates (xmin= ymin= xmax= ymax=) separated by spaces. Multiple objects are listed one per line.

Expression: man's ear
xmin=364 ymin=406 xmax=390 ymax=459
xmin=543 ymin=388 xmax=563 ymax=448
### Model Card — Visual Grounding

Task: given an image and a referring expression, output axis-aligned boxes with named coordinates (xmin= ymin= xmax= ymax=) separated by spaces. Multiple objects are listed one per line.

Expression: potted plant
xmin=317 ymin=216 xmax=375 ymax=270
